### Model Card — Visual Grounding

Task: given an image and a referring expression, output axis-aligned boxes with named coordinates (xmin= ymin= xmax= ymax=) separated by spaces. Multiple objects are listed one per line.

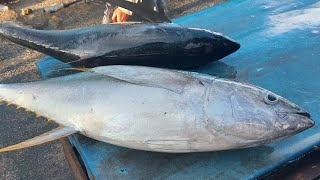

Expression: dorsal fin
xmin=0 ymin=126 xmax=77 ymax=153
xmin=106 ymin=0 xmax=171 ymax=23
xmin=90 ymin=65 xmax=204 ymax=94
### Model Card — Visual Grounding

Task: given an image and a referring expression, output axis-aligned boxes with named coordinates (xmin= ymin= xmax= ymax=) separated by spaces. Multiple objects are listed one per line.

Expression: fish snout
xmin=224 ymin=38 xmax=240 ymax=55
xmin=217 ymin=36 xmax=240 ymax=57
xmin=294 ymin=110 xmax=315 ymax=128
xmin=277 ymin=110 xmax=315 ymax=134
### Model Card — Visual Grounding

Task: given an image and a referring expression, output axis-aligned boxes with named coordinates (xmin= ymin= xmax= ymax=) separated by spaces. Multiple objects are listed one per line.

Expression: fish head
xmin=186 ymin=28 xmax=240 ymax=58
xmin=205 ymin=79 xmax=314 ymax=147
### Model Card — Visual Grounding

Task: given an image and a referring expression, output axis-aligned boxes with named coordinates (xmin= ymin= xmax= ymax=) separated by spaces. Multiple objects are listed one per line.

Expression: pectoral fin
xmin=0 ymin=126 xmax=77 ymax=153
xmin=90 ymin=65 xmax=204 ymax=94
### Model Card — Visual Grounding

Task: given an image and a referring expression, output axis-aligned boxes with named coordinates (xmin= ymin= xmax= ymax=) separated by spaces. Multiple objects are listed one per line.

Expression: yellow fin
xmin=0 ymin=126 xmax=77 ymax=153
xmin=6 ymin=102 xmax=12 ymax=106
xmin=64 ymin=67 xmax=89 ymax=72
xmin=16 ymin=106 xmax=22 ymax=110
xmin=35 ymin=113 xmax=42 ymax=118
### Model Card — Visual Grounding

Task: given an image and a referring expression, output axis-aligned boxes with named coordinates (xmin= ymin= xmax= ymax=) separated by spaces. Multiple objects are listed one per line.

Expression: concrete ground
xmin=0 ymin=0 xmax=224 ymax=179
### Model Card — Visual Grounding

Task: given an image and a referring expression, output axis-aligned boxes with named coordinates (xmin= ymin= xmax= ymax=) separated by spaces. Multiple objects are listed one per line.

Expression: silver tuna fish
xmin=0 ymin=66 xmax=314 ymax=153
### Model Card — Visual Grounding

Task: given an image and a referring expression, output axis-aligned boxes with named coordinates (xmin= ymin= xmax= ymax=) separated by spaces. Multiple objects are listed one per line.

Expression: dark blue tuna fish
xmin=0 ymin=22 xmax=239 ymax=68
xmin=0 ymin=0 xmax=240 ymax=69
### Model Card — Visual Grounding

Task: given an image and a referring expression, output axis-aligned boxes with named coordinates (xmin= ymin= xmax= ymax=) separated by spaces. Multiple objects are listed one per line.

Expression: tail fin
xmin=0 ymin=126 xmax=77 ymax=153
xmin=106 ymin=0 xmax=171 ymax=23
xmin=0 ymin=85 xmax=77 ymax=153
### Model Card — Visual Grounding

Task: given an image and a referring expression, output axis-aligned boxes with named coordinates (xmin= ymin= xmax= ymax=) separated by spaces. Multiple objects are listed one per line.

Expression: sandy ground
xmin=0 ymin=0 xmax=224 ymax=179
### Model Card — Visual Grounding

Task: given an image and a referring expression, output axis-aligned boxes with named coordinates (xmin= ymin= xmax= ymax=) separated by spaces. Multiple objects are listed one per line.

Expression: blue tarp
xmin=37 ymin=0 xmax=320 ymax=179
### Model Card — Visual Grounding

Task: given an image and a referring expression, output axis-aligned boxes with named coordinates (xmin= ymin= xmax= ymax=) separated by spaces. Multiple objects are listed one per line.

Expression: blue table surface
xmin=36 ymin=0 xmax=320 ymax=179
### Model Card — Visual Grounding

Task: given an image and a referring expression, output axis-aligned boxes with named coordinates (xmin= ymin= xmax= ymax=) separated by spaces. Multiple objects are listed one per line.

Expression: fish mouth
xmin=296 ymin=112 xmax=311 ymax=118
xmin=291 ymin=110 xmax=315 ymax=129
xmin=293 ymin=111 xmax=315 ymax=128
xmin=277 ymin=110 xmax=315 ymax=129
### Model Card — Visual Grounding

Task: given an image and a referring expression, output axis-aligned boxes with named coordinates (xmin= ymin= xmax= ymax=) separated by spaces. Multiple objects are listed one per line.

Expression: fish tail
xmin=0 ymin=84 xmax=45 ymax=118
xmin=0 ymin=21 xmax=79 ymax=61
xmin=0 ymin=84 xmax=19 ymax=108
xmin=0 ymin=21 xmax=25 ymax=41
xmin=0 ymin=84 xmax=29 ymax=110
xmin=0 ymin=22 xmax=44 ymax=54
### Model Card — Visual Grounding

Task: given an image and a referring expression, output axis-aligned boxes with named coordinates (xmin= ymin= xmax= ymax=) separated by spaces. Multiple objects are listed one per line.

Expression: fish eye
xmin=264 ymin=93 xmax=278 ymax=104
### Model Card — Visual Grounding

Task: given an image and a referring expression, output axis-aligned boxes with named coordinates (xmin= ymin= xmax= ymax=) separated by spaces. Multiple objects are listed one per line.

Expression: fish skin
xmin=0 ymin=22 xmax=240 ymax=69
xmin=0 ymin=66 xmax=314 ymax=152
